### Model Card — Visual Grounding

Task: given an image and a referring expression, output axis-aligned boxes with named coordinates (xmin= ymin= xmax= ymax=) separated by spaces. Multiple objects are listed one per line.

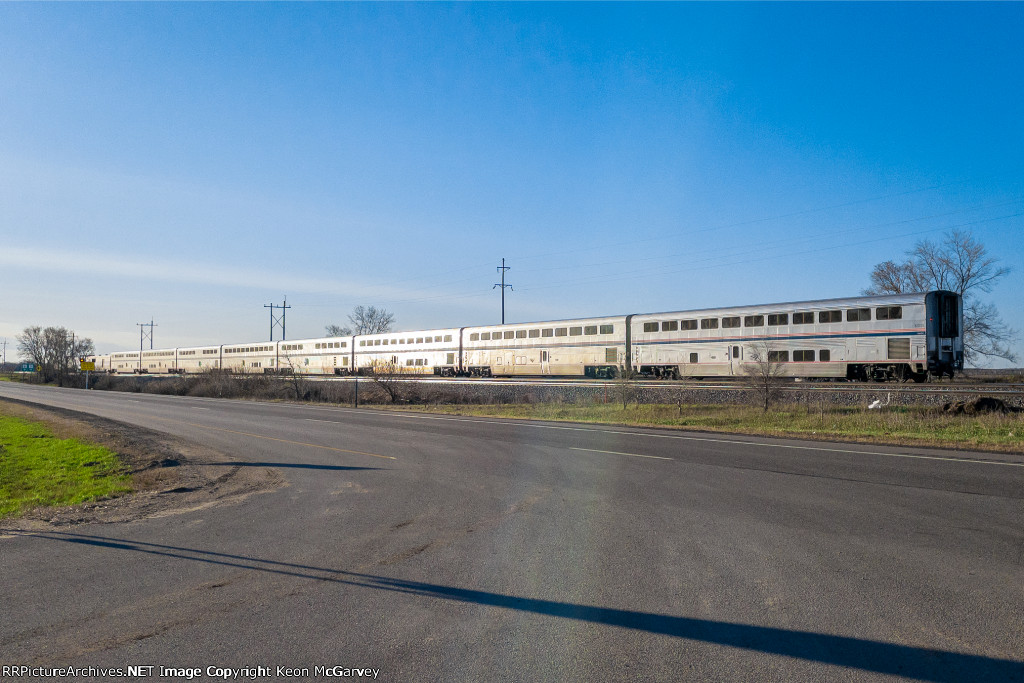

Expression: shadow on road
xmin=9 ymin=530 xmax=1022 ymax=682
xmin=205 ymin=461 xmax=382 ymax=471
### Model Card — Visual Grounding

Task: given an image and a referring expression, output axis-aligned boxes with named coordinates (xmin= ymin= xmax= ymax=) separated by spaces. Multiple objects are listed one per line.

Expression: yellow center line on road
xmin=569 ymin=447 xmax=672 ymax=461
xmin=137 ymin=413 xmax=397 ymax=461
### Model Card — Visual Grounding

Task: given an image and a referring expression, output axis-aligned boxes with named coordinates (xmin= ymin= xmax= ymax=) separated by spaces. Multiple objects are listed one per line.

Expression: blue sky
xmin=1 ymin=3 xmax=1022 ymax=365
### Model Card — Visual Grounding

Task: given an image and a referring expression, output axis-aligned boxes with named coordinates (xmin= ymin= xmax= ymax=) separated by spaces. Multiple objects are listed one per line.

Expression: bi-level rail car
xmin=630 ymin=291 xmax=962 ymax=382
xmin=353 ymin=328 xmax=461 ymax=377
xmin=89 ymin=290 xmax=963 ymax=382
xmin=461 ymin=316 xmax=625 ymax=378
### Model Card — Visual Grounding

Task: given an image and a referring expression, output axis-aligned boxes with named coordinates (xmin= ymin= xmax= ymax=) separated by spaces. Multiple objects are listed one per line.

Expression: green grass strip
xmin=0 ymin=414 xmax=131 ymax=518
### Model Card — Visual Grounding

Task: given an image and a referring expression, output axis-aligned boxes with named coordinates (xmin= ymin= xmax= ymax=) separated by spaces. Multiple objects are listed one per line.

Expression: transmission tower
xmin=137 ymin=319 xmax=156 ymax=372
xmin=265 ymin=297 xmax=291 ymax=341
xmin=493 ymin=258 xmax=512 ymax=324
xmin=137 ymin=319 xmax=156 ymax=350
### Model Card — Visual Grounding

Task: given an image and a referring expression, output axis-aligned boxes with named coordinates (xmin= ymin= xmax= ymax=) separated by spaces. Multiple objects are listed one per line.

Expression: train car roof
xmin=634 ymin=291 xmax=932 ymax=319
xmin=462 ymin=314 xmax=626 ymax=330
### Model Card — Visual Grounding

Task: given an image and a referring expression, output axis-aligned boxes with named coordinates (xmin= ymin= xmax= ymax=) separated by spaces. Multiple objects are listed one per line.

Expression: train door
xmin=729 ymin=345 xmax=742 ymax=376
xmin=540 ymin=350 xmax=550 ymax=374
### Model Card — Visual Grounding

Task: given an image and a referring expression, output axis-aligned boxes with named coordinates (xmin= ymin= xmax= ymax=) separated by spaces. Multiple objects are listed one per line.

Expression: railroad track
xmin=308 ymin=376 xmax=1024 ymax=395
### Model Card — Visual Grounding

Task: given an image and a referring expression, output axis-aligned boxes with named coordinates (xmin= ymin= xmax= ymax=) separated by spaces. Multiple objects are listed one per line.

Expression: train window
xmin=529 ymin=329 xmax=541 ymax=338
xmin=516 ymin=330 xmax=527 ymax=338
xmin=374 ymin=340 xmax=381 ymax=346
xmin=570 ymin=327 xmax=583 ymax=336
xmin=489 ymin=331 xmax=500 ymax=340
xmin=432 ymin=336 xmax=439 ymax=342
xmin=644 ymin=322 xmax=659 ymax=332
xmin=341 ymin=342 xmax=347 ymax=348
xmin=744 ymin=315 xmax=764 ymax=327
xmin=768 ymin=350 xmax=789 ymax=362
xmin=315 ymin=343 xmax=321 ymax=349
xmin=406 ymin=359 xmax=414 ymax=366
xmin=480 ymin=332 xmax=490 ymax=341
xmin=767 ymin=314 xmax=788 ymax=326
xmin=681 ymin=320 xmax=697 ymax=330
xmin=689 ymin=352 xmax=698 ymax=363
xmin=600 ymin=324 xmax=614 ymax=334
xmin=444 ymin=335 xmax=453 ymax=342
xmin=847 ymin=308 xmax=871 ymax=322
xmin=417 ymin=337 xmax=425 ymax=344
xmin=819 ymin=349 xmax=831 ymax=362
xmin=505 ymin=331 xmax=515 ymax=339
xmin=722 ymin=317 xmax=740 ymax=328
xmin=793 ymin=350 xmax=814 ymax=362
xmin=555 ymin=328 xmax=568 ymax=337
xmin=605 ymin=347 xmax=617 ymax=362
xmin=447 ymin=353 xmax=455 ymax=364
xmin=701 ymin=318 xmax=718 ymax=329
xmin=819 ymin=311 xmax=842 ymax=323
xmin=383 ymin=340 xmax=389 ymax=346
xmin=415 ymin=359 xmax=424 ymax=366
xmin=585 ymin=326 xmax=598 ymax=335
xmin=662 ymin=321 xmax=678 ymax=332
xmin=876 ymin=306 xmax=902 ymax=320
xmin=793 ymin=312 xmax=814 ymax=325
xmin=542 ymin=329 xmax=554 ymax=337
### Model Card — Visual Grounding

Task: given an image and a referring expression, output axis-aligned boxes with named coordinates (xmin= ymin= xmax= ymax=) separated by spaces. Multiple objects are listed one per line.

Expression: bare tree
xmin=325 ymin=324 xmax=352 ymax=337
xmin=614 ymin=368 xmax=638 ymax=410
xmin=277 ymin=351 xmax=311 ymax=401
xmin=864 ymin=260 xmax=930 ymax=295
xmin=742 ymin=341 xmax=787 ymax=412
xmin=348 ymin=306 xmax=395 ymax=335
xmin=17 ymin=326 xmax=95 ymax=386
xmin=865 ymin=230 xmax=1016 ymax=364
xmin=325 ymin=306 xmax=393 ymax=337
xmin=367 ymin=358 xmax=405 ymax=403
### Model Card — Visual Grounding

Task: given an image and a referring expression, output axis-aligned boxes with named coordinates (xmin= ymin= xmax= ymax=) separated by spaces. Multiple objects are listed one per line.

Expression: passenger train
xmin=88 ymin=291 xmax=964 ymax=382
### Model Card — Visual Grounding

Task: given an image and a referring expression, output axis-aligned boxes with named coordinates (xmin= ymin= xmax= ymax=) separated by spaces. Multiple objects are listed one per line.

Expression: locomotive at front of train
xmin=925 ymin=290 xmax=964 ymax=378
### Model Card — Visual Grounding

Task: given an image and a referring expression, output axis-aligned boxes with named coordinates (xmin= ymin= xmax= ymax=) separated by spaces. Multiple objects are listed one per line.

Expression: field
xmin=374 ymin=402 xmax=1024 ymax=453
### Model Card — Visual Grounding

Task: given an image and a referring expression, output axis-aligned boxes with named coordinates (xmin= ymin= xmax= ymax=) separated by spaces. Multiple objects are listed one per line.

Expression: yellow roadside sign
xmin=80 ymin=361 xmax=96 ymax=371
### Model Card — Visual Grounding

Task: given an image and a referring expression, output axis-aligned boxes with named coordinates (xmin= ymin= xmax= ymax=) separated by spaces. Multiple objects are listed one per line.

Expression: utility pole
xmin=137 ymin=319 xmax=156 ymax=372
xmin=1 ymin=338 xmax=6 ymax=370
xmin=493 ymin=258 xmax=512 ymax=324
xmin=265 ymin=297 xmax=291 ymax=341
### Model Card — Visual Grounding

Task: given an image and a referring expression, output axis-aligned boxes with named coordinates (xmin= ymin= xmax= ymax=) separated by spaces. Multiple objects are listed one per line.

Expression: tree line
xmin=16 ymin=326 xmax=95 ymax=386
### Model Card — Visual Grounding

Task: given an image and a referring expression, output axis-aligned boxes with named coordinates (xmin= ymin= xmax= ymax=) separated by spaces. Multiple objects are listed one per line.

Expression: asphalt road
xmin=1 ymin=382 xmax=1022 ymax=682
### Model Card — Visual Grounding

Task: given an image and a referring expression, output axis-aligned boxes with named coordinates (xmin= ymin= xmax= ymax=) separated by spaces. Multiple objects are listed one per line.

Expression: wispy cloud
xmin=0 ymin=246 xmax=398 ymax=298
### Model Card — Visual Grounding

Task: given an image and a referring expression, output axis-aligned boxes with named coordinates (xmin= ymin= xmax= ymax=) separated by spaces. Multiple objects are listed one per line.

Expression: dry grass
xmin=370 ymin=402 xmax=1024 ymax=453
